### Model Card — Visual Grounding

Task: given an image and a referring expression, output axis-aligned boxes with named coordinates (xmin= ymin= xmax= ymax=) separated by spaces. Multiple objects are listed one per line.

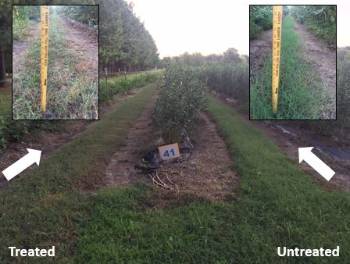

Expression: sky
xmin=127 ymin=0 xmax=350 ymax=58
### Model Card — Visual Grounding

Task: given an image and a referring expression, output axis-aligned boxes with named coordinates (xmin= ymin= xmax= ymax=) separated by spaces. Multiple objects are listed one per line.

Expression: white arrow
xmin=298 ymin=147 xmax=335 ymax=181
xmin=2 ymin=148 xmax=42 ymax=181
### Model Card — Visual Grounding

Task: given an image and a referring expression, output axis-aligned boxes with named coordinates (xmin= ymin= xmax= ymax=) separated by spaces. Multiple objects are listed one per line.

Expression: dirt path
xmin=249 ymin=29 xmax=272 ymax=79
xmin=105 ymin=94 xmax=158 ymax=186
xmin=294 ymin=22 xmax=336 ymax=119
xmin=58 ymin=16 xmax=98 ymax=78
xmin=106 ymin=101 xmax=239 ymax=202
xmin=13 ymin=22 xmax=39 ymax=80
xmin=256 ymin=121 xmax=350 ymax=191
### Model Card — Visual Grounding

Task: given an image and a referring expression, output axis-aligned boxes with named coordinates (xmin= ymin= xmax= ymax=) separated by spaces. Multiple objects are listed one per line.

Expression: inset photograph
xmin=249 ymin=5 xmax=336 ymax=120
xmin=13 ymin=5 xmax=98 ymax=119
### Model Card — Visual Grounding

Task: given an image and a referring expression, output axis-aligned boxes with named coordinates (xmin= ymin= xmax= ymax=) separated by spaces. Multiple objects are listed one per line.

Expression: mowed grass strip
xmin=0 ymin=82 xmax=158 ymax=263
xmin=250 ymin=16 xmax=330 ymax=119
xmin=74 ymin=96 xmax=350 ymax=263
xmin=207 ymin=96 xmax=350 ymax=262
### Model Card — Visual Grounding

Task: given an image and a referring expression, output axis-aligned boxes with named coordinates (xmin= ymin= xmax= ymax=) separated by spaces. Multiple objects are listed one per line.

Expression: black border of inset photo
xmin=11 ymin=4 xmax=100 ymax=121
xmin=249 ymin=4 xmax=337 ymax=121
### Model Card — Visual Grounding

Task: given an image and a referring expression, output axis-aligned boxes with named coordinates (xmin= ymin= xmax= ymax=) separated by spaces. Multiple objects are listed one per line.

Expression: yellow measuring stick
xmin=40 ymin=6 xmax=49 ymax=112
xmin=272 ymin=6 xmax=283 ymax=113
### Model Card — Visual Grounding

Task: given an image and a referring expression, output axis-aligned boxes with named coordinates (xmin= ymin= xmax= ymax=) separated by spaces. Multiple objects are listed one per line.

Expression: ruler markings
xmin=272 ymin=6 xmax=283 ymax=113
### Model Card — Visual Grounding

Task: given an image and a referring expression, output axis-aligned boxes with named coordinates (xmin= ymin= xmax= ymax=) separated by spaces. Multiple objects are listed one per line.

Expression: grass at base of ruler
xmin=250 ymin=16 xmax=330 ymax=119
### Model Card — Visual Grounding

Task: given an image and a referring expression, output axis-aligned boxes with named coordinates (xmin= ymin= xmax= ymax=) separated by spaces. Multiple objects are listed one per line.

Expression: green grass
xmin=75 ymin=96 xmax=350 ymax=263
xmin=1 ymin=85 xmax=349 ymax=263
xmin=0 ymin=82 xmax=159 ymax=263
xmin=76 ymin=95 xmax=350 ymax=263
xmin=206 ymin=96 xmax=350 ymax=263
xmin=250 ymin=16 xmax=331 ymax=119
xmin=0 ymin=88 xmax=11 ymax=147
xmin=99 ymin=70 xmax=163 ymax=102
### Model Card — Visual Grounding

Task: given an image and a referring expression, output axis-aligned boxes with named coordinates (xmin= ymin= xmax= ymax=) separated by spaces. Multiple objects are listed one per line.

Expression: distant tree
xmin=0 ymin=0 xmax=12 ymax=83
xmin=223 ymin=48 xmax=240 ymax=63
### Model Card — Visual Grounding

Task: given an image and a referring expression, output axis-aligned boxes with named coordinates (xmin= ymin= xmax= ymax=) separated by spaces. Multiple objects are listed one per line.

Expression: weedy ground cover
xmin=13 ymin=9 xmax=98 ymax=119
xmin=250 ymin=16 xmax=330 ymax=119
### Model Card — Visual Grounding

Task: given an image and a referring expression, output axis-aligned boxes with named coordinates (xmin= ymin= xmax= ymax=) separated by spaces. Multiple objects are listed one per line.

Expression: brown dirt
xmin=249 ymin=29 xmax=272 ymax=79
xmin=255 ymin=121 xmax=350 ymax=191
xmin=0 ymin=121 xmax=88 ymax=188
xmin=106 ymin=99 xmax=239 ymax=202
xmin=155 ymin=113 xmax=239 ymax=202
xmin=13 ymin=22 xmax=39 ymax=77
xmin=105 ymin=94 xmax=158 ymax=186
xmin=294 ymin=22 xmax=336 ymax=119
xmin=58 ymin=16 xmax=98 ymax=78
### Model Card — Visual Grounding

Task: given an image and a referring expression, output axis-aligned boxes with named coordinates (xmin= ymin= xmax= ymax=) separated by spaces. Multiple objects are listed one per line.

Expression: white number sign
xmin=158 ymin=143 xmax=180 ymax=161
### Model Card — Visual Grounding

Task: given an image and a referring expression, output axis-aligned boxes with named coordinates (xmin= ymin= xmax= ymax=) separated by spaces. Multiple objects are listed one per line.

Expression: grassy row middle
xmin=250 ymin=16 xmax=330 ymax=119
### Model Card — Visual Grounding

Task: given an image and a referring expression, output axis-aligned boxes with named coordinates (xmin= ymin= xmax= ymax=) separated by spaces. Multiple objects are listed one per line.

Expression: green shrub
xmin=154 ymin=64 xmax=207 ymax=142
xmin=202 ymin=61 xmax=248 ymax=108
xmin=249 ymin=6 xmax=272 ymax=40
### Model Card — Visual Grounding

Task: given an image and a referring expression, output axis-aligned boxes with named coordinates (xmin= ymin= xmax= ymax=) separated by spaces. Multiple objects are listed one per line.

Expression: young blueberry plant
xmin=154 ymin=64 xmax=207 ymax=143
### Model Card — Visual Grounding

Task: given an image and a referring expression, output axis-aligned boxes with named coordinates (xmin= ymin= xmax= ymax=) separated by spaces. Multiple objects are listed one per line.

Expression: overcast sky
xmin=127 ymin=0 xmax=349 ymax=58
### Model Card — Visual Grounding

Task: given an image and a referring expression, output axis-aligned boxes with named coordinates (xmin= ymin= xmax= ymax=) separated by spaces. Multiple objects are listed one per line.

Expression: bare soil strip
xmin=105 ymin=94 xmax=158 ymax=186
xmin=13 ymin=22 xmax=39 ymax=73
xmin=294 ymin=22 xmax=336 ymax=119
xmin=249 ymin=29 xmax=272 ymax=78
xmin=106 ymin=101 xmax=239 ymax=202
xmin=257 ymin=121 xmax=350 ymax=191
xmin=59 ymin=17 xmax=98 ymax=78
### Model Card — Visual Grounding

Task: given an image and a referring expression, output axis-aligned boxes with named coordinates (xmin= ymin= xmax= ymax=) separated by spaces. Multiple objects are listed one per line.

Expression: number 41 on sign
xmin=158 ymin=143 xmax=180 ymax=161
